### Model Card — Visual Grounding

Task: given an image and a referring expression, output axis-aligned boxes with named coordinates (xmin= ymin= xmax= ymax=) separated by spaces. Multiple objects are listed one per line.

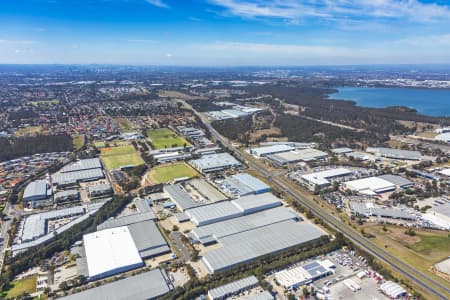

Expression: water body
xmin=329 ymin=87 xmax=450 ymax=117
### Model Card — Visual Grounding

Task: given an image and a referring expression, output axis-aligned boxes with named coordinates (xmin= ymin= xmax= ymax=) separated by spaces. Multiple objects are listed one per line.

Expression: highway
xmin=181 ymin=99 xmax=450 ymax=300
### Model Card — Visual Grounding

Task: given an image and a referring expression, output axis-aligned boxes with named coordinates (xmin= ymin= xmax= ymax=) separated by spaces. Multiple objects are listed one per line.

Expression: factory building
xmin=349 ymin=201 xmax=415 ymax=220
xmin=208 ymin=276 xmax=259 ymax=300
xmin=60 ymin=158 xmax=102 ymax=173
xmin=275 ymin=260 xmax=335 ymax=289
xmin=366 ymin=147 xmax=422 ymax=160
xmin=218 ymin=173 xmax=271 ymax=197
xmin=300 ymin=168 xmax=353 ymax=191
xmin=52 ymin=158 xmax=105 ymax=187
xmin=344 ymin=175 xmax=413 ymax=195
xmin=82 ymin=226 xmax=144 ymax=281
xmin=202 ymin=220 xmax=326 ymax=273
xmin=88 ymin=183 xmax=113 ymax=198
xmin=61 ymin=269 xmax=172 ymax=300
xmin=54 ymin=190 xmax=80 ymax=204
xmin=267 ymin=148 xmax=328 ymax=166
xmin=190 ymin=153 xmax=242 ymax=173
xmin=250 ymin=145 xmax=295 ymax=158
xmin=22 ymin=180 xmax=53 ymax=208
xmin=380 ymin=281 xmax=407 ymax=299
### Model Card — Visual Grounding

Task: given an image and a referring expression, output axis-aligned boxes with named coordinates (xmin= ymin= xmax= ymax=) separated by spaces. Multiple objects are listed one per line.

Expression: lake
xmin=329 ymin=87 xmax=450 ymax=117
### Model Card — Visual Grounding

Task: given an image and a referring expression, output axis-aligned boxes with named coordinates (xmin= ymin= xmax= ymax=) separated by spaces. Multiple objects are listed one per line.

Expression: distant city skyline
xmin=1 ymin=0 xmax=450 ymax=65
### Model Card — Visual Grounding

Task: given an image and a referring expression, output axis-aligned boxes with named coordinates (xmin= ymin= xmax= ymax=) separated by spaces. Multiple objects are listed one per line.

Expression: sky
xmin=1 ymin=0 xmax=450 ymax=66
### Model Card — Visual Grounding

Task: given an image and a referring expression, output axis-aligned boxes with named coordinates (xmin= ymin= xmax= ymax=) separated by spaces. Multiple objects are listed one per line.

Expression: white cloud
xmin=145 ymin=0 xmax=169 ymax=8
xmin=208 ymin=0 xmax=450 ymax=23
xmin=395 ymin=33 xmax=450 ymax=46
xmin=0 ymin=39 xmax=38 ymax=45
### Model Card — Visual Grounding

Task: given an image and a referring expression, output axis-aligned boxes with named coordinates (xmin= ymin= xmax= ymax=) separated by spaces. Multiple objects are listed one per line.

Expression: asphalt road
xmin=181 ymin=99 xmax=450 ymax=300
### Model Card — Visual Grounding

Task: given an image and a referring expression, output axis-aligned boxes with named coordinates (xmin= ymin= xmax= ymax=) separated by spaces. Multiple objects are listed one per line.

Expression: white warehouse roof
xmin=83 ymin=226 xmax=144 ymax=280
xmin=250 ymin=145 xmax=295 ymax=157
xmin=301 ymin=168 xmax=353 ymax=186
xmin=344 ymin=177 xmax=395 ymax=195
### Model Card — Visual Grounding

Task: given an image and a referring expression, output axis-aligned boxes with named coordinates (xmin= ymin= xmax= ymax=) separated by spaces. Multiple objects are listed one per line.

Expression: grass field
xmin=147 ymin=163 xmax=197 ymax=184
xmin=72 ymin=135 xmax=85 ymax=150
xmin=147 ymin=128 xmax=190 ymax=150
xmin=100 ymin=145 xmax=144 ymax=170
xmin=94 ymin=141 xmax=106 ymax=148
xmin=2 ymin=275 xmax=37 ymax=299
xmin=115 ymin=118 xmax=133 ymax=132
xmin=14 ymin=126 xmax=42 ymax=137
xmin=28 ymin=100 xmax=59 ymax=106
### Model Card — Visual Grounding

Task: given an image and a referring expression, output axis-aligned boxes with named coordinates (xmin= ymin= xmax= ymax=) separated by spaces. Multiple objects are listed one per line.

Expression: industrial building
xmin=54 ymin=190 xmax=80 ymax=204
xmin=190 ymin=153 xmax=242 ymax=173
xmin=241 ymin=291 xmax=274 ymax=300
xmin=88 ymin=183 xmax=113 ymax=198
xmin=164 ymin=184 xmax=202 ymax=211
xmin=250 ymin=144 xmax=295 ymax=158
xmin=275 ymin=260 xmax=335 ymax=289
xmin=82 ymin=226 xmax=144 ymax=281
xmin=97 ymin=212 xmax=156 ymax=231
xmin=300 ymin=168 xmax=353 ymax=191
xmin=349 ymin=201 xmax=415 ymax=220
xmin=61 ymin=268 xmax=172 ymax=300
xmin=185 ymin=193 xmax=282 ymax=226
xmin=366 ymin=147 xmax=422 ymax=160
xmin=187 ymin=178 xmax=228 ymax=203
xmin=52 ymin=158 xmax=105 ymax=187
xmin=22 ymin=180 xmax=53 ymax=208
xmin=344 ymin=175 xmax=413 ymax=195
xmin=331 ymin=147 xmax=353 ymax=155
xmin=190 ymin=206 xmax=299 ymax=245
xmin=267 ymin=148 xmax=328 ymax=165
xmin=208 ymin=276 xmax=259 ymax=300
xmin=218 ymin=173 xmax=271 ymax=197
xmin=422 ymin=202 xmax=450 ymax=230
xmin=438 ymin=168 xmax=450 ymax=177
xmin=379 ymin=281 xmax=407 ymax=299
xmin=202 ymin=220 xmax=326 ymax=273
xmin=435 ymin=132 xmax=450 ymax=143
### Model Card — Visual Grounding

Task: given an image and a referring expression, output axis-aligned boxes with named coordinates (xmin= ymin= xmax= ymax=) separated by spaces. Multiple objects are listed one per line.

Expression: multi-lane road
xmin=181 ymin=99 xmax=450 ymax=300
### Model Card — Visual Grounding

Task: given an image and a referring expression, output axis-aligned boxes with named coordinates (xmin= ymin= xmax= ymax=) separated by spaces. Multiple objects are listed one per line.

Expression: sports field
xmin=147 ymin=128 xmax=190 ymax=150
xmin=147 ymin=163 xmax=197 ymax=184
xmin=100 ymin=145 xmax=144 ymax=170
xmin=2 ymin=275 xmax=36 ymax=299
xmin=73 ymin=134 xmax=85 ymax=150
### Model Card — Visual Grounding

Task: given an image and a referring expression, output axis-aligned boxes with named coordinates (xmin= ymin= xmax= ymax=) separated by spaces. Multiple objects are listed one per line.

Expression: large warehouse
xmin=267 ymin=148 xmax=328 ymax=165
xmin=344 ymin=175 xmax=413 ymax=195
xmin=201 ymin=220 xmax=326 ymax=273
xmin=83 ymin=226 xmax=144 ymax=281
xmin=22 ymin=180 xmax=53 ymax=208
xmin=61 ymin=268 xmax=172 ymax=300
xmin=190 ymin=153 xmax=242 ymax=173
xmin=275 ymin=260 xmax=335 ymax=289
xmin=300 ymin=168 xmax=353 ymax=191
xmin=52 ymin=158 xmax=105 ymax=187
xmin=219 ymin=173 xmax=271 ymax=197
xmin=185 ymin=193 xmax=282 ymax=226
xmin=250 ymin=144 xmax=294 ymax=157
xmin=366 ymin=147 xmax=422 ymax=160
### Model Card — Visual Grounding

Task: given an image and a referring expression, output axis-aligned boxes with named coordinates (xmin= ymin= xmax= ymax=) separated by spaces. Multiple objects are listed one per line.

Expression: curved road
xmin=181 ymin=99 xmax=450 ymax=300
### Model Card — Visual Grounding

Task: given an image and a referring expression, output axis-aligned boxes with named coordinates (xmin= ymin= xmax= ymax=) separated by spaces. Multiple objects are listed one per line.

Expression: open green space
xmin=115 ymin=118 xmax=133 ymax=132
xmin=94 ymin=141 xmax=107 ymax=148
xmin=147 ymin=128 xmax=190 ymax=150
xmin=100 ymin=145 xmax=144 ymax=170
xmin=408 ymin=234 xmax=450 ymax=257
xmin=2 ymin=275 xmax=37 ymax=299
xmin=14 ymin=126 xmax=42 ymax=137
xmin=147 ymin=162 xmax=197 ymax=184
xmin=72 ymin=135 xmax=85 ymax=150
xmin=28 ymin=100 xmax=59 ymax=106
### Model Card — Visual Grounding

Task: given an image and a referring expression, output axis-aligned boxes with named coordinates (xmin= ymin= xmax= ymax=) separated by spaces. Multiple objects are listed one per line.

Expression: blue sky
xmin=1 ymin=0 xmax=450 ymax=65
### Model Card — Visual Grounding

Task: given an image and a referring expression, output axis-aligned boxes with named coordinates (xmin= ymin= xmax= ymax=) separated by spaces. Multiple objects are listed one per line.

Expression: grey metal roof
xmin=52 ymin=168 xmax=104 ymax=186
xmin=190 ymin=153 xmax=241 ymax=172
xmin=128 ymin=220 xmax=170 ymax=259
xmin=186 ymin=201 xmax=243 ymax=226
xmin=231 ymin=173 xmax=270 ymax=194
xmin=135 ymin=198 xmax=152 ymax=213
xmin=188 ymin=178 xmax=228 ymax=202
xmin=208 ymin=276 xmax=259 ymax=300
xmin=54 ymin=190 xmax=79 ymax=200
xmin=97 ymin=212 xmax=156 ymax=231
xmin=349 ymin=201 xmax=415 ymax=220
xmin=60 ymin=269 xmax=172 ymax=300
xmin=369 ymin=147 xmax=422 ymax=160
xmin=60 ymin=158 xmax=102 ymax=173
xmin=23 ymin=180 xmax=51 ymax=201
xmin=88 ymin=183 xmax=112 ymax=193
xmin=202 ymin=220 xmax=326 ymax=273
xmin=431 ymin=202 xmax=450 ymax=217
xmin=164 ymin=184 xmax=201 ymax=211
xmin=378 ymin=174 xmax=413 ymax=188
xmin=267 ymin=149 xmax=328 ymax=164
xmin=231 ymin=193 xmax=282 ymax=213
xmin=191 ymin=206 xmax=298 ymax=244
xmin=242 ymin=291 xmax=274 ymax=300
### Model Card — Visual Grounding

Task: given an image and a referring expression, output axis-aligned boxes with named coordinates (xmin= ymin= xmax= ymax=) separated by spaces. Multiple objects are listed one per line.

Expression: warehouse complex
xmin=208 ymin=276 xmax=259 ymax=300
xmin=82 ymin=226 xmax=144 ymax=281
xmin=218 ymin=173 xmax=271 ymax=197
xmin=61 ymin=268 xmax=172 ymax=300
xmin=366 ymin=147 xmax=422 ymax=161
xmin=250 ymin=144 xmax=295 ymax=157
xmin=190 ymin=153 xmax=242 ymax=173
xmin=52 ymin=158 xmax=105 ymax=187
xmin=275 ymin=260 xmax=335 ymax=289
xmin=344 ymin=174 xmax=413 ymax=195
xmin=22 ymin=180 xmax=53 ymax=208
xmin=201 ymin=220 xmax=326 ymax=273
xmin=349 ymin=201 xmax=415 ymax=220
xmin=299 ymin=168 xmax=353 ymax=191
xmin=267 ymin=148 xmax=328 ymax=165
